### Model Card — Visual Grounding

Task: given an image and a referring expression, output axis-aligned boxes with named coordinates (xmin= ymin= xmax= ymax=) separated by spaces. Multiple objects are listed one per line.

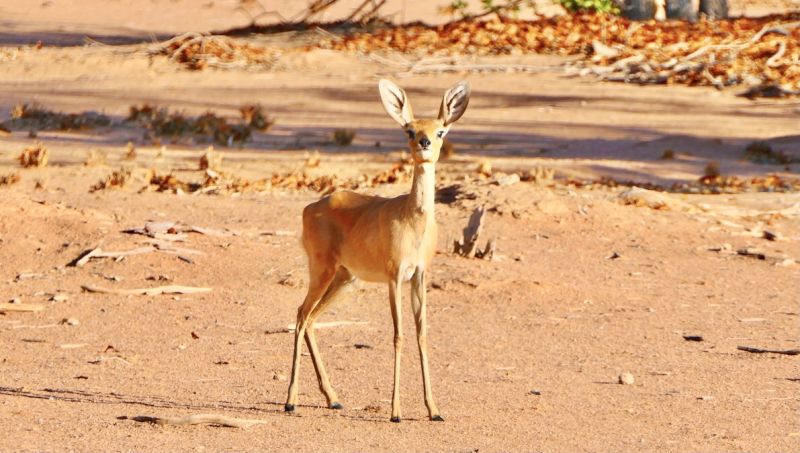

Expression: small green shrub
xmin=332 ymin=129 xmax=356 ymax=146
xmin=703 ymin=161 xmax=720 ymax=178
xmin=743 ymin=141 xmax=793 ymax=165
xmin=557 ymin=0 xmax=620 ymax=14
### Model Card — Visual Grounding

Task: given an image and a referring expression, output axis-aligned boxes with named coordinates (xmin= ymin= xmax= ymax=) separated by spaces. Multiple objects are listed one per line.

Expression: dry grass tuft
xmin=240 ymin=104 xmax=275 ymax=131
xmin=521 ymin=166 xmax=555 ymax=184
xmin=123 ymin=142 xmax=137 ymax=161
xmin=90 ymin=168 xmax=132 ymax=192
xmin=304 ymin=151 xmax=321 ymax=168
xmin=199 ymin=147 xmax=222 ymax=171
xmin=0 ymin=172 xmax=21 ymax=186
xmin=18 ymin=143 xmax=49 ymax=168
xmin=476 ymin=160 xmax=492 ymax=178
xmin=84 ymin=149 xmax=108 ymax=167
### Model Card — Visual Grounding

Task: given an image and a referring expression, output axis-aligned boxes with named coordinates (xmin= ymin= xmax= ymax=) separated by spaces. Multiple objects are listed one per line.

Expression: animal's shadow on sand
xmin=0 ymin=386 xmax=403 ymax=423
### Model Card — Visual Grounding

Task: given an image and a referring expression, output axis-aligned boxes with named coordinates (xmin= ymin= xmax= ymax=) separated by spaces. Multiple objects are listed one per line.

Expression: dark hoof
xmin=330 ymin=402 xmax=343 ymax=410
xmin=390 ymin=416 xmax=401 ymax=423
xmin=431 ymin=415 xmax=445 ymax=422
xmin=284 ymin=403 xmax=295 ymax=412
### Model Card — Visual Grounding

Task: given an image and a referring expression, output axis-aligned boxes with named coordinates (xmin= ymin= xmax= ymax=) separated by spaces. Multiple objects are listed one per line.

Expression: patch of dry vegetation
xmin=570 ymin=173 xmax=800 ymax=194
xmin=128 ymin=104 xmax=273 ymax=146
xmin=322 ymin=13 xmax=800 ymax=96
xmin=2 ymin=103 xmax=111 ymax=131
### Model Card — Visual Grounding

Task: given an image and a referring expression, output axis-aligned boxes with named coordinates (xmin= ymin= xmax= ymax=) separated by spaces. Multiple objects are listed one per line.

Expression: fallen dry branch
xmin=129 ymin=414 xmax=266 ymax=429
xmin=81 ymin=285 xmax=212 ymax=296
xmin=152 ymin=243 xmax=204 ymax=256
xmin=571 ymin=20 xmax=800 ymax=93
xmin=147 ymin=32 xmax=280 ymax=71
xmin=0 ymin=303 xmax=44 ymax=313
xmin=127 ymin=221 xmax=234 ymax=238
xmin=737 ymin=345 xmax=800 ymax=356
xmin=369 ymin=53 xmax=556 ymax=76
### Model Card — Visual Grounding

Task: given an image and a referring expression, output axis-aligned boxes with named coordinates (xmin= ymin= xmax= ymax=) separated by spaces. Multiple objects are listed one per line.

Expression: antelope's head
xmin=379 ymin=79 xmax=470 ymax=164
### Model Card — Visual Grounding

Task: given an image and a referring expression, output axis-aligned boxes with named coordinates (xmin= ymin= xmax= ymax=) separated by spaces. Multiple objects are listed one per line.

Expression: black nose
xmin=419 ymin=137 xmax=431 ymax=148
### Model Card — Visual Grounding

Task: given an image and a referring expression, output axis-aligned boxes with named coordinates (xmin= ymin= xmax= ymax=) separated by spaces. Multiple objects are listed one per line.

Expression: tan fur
xmin=284 ymin=80 xmax=470 ymax=423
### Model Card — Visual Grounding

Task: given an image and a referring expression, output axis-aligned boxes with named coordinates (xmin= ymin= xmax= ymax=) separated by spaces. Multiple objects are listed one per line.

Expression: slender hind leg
xmin=285 ymin=262 xmax=336 ymax=412
xmin=304 ymin=267 xmax=354 ymax=409
xmin=411 ymin=268 xmax=443 ymax=421
xmin=388 ymin=275 xmax=404 ymax=422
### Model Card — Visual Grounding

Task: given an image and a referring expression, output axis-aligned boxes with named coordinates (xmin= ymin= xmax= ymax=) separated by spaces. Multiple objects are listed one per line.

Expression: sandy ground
xmin=1 ymin=1 xmax=799 ymax=452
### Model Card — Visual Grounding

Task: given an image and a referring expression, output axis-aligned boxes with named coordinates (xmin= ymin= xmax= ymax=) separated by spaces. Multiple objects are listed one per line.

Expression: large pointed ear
xmin=438 ymin=81 xmax=470 ymax=126
xmin=379 ymin=79 xmax=414 ymax=127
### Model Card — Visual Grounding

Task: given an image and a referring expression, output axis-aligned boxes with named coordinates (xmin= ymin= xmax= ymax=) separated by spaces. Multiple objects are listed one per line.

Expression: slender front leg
xmin=388 ymin=275 xmax=404 ymax=423
xmin=411 ymin=268 xmax=443 ymax=421
xmin=304 ymin=268 xmax=353 ymax=409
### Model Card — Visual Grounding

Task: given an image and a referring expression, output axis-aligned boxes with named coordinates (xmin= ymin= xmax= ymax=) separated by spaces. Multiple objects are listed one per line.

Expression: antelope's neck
xmin=407 ymin=162 xmax=436 ymax=215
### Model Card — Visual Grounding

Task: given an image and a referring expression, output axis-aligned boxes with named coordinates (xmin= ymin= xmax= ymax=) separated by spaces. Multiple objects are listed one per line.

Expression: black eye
xmin=436 ymin=130 xmax=445 ymax=138
xmin=406 ymin=130 xmax=415 ymax=139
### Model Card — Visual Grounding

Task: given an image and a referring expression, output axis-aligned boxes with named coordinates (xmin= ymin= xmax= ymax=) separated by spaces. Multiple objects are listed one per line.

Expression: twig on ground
xmin=129 ymin=413 xmax=266 ymax=428
xmin=81 ymin=285 xmax=212 ymax=296
xmin=286 ymin=320 xmax=369 ymax=331
xmin=73 ymin=246 xmax=156 ymax=267
xmin=0 ymin=304 xmax=44 ymax=313
xmin=737 ymin=345 xmax=800 ymax=356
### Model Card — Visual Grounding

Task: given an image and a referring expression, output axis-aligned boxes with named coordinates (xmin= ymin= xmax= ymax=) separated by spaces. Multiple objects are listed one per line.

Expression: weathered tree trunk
xmin=666 ymin=0 xmax=697 ymax=20
xmin=621 ymin=0 xmax=728 ymax=20
xmin=699 ymin=0 xmax=728 ymax=19
xmin=621 ymin=0 xmax=655 ymax=20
